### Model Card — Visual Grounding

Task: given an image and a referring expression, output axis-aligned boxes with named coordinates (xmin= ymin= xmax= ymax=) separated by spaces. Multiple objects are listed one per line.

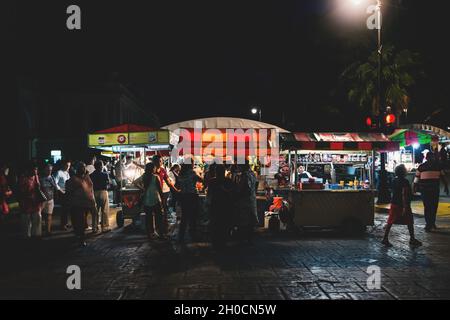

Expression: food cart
xmin=279 ymin=132 xmax=399 ymax=233
xmin=88 ymin=124 xmax=171 ymax=227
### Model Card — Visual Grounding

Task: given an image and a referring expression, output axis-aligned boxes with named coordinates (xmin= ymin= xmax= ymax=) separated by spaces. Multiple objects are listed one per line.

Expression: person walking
xmin=177 ymin=161 xmax=203 ymax=243
xmin=90 ymin=160 xmax=111 ymax=233
xmin=207 ymin=164 xmax=234 ymax=250
xmin=65 ymin=162 xmax=97 ymax=247
xmin=53 ymin=160 xmax=71 ymax=230
xmin=0 ymin=163 xmax=13 ymax=220
xmin=18 ymin=163 xmax=44 ymax=239
xmin=414 ymin=152 xmax=449 ymax=232
xmin=382 ymin=164 xmax=422 ymax=247
xmin=39 ymin=164 xmax=58 ymax=235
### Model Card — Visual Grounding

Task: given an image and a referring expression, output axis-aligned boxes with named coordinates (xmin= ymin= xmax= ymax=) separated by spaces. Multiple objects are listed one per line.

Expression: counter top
xmin=275 ymin=188 xmax=374 ymax=193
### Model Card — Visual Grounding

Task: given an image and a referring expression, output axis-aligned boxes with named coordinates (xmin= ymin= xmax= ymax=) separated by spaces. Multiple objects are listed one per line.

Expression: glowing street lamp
xmin=251 ymin=106 xmax=262 ymax=121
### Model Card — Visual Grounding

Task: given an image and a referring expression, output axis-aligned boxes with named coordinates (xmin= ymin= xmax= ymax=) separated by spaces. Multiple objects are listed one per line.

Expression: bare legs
xmin=382 ymin=223 xmax=422 ymax=247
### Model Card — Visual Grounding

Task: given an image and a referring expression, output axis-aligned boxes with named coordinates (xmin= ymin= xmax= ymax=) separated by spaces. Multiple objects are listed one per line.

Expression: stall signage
xmin=88 ymin=133 xmax=129 ymax=146
xmin=401 ymin=153 xmax=413 ymax=163
xmin=129 ymin=131 xmax=170 ymax=145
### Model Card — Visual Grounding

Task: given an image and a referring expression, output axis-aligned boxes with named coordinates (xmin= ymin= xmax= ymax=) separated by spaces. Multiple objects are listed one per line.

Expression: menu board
xmin=401 ymin=153 xmax=413 ymax=163
xmin=129 ymin=131 xmax=170 ymax=145
xmin=88 ymin=133 xmax=129 ymax=146
xmin=88 ymin=130 xmax=170 ymax=147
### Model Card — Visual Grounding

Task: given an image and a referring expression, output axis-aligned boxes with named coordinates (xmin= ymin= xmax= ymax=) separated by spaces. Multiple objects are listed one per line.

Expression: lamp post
xmin=374 ymin=0 xmax=393 ymax=204
xmin=251 ymin=106 xmax=262 ymax=122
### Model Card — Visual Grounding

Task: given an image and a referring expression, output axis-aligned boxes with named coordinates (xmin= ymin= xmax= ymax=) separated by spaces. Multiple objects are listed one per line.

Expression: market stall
xmin=88 ymin=124 xmax=171 ymax=227
xmin=162 ymin=117 xmax=289 ymax=224
xmin=389 ymin=124 xmax=450 ymax=194
xmin=279 ymin=132 xmax=399 ymax=232
xmin=163 ymin=116 xmax=288 ymax=186
xmin=389 ymin=124 xmax=450 ymax=166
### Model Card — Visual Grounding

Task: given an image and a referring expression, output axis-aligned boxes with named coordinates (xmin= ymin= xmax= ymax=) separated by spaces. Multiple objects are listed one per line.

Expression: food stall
xmin=162 ymin=116 xmax=288 ymax=178
xmin=389 ymin=124 xmax=450 ymax=193
xmin=162 ymin=117 xmax=289 ymax=224
xmin=88 ymin=124 xmax=171 ymax=227
xmin=279 ymin=132 xmax=399 ymax=233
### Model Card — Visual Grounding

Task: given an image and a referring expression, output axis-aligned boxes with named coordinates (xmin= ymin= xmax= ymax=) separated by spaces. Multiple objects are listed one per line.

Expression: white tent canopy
xmin=162 ymin=117 xmax=289 ymax=133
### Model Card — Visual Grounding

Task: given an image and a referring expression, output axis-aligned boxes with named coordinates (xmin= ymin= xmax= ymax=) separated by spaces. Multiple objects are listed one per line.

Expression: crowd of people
xmin=0 ymin=158 xmax=113 ymax=246
xmin=3 ymin=147 xmax=447 ymax=250
xmin=0 ymin=155 xmax=259 ymax=249
xmin=132 ymin=156 xmax=259 ymax=249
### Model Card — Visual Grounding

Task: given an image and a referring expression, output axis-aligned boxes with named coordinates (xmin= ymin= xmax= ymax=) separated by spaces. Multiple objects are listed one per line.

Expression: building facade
xmin=16 ymin=76 xmax=159 ymax=162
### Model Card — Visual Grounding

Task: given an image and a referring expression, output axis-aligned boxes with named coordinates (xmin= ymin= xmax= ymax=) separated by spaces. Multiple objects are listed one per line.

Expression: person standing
xmin=414 ymin=152 xmax=449 ymax=232
xmin=440 ymin=143 xmax=449 ymax=169
xmin=235 ymin=162 xmax=258 ymax=243
xmin=177 ymin=161 xmax=203 ymax=243
xmin=53 ymin=160 xmax=71 ymax=230
xmin=39 ymin=164 xmax=58 ymax=235
xmin=113 ymin=155 xmax=125 ymax=202
xmin=86 ymin=156 xmax=96 ymax=175
xmin=207 ymin=164 xmax=234 ymax=250
xmin=153 ymin=155 xmax=179 ymax=238
xmin=140 ymin=163 xmax=163 ymax=239
xmin=0 ymin=163 xmax=13 ymax=219
xmin=18 ymin=163 xmax=44 ymax=238
xmin=168 ymin=164 xmax=181 ymax=213
xmin=65 ymin=162 xmax=97 ymax=247
xmin=297 ymin=166 xmax=312 ymax=180
xmin=90 ymin=160 xmax=111 ymax=233
xmin=382 ymin=164 xmax=422 ymax=247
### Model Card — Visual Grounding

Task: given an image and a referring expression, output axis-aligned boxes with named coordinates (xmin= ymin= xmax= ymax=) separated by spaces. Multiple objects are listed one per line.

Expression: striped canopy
xmin=280 ymin=132 xmax=399 ymax=152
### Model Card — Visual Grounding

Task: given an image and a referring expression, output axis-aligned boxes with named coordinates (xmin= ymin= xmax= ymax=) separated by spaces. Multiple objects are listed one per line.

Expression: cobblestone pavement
xmin=1 ymin=213 xmax=450 ymax=300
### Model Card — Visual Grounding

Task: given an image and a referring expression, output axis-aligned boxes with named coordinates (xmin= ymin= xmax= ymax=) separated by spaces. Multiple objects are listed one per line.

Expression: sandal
xmin=410 ymin=239 xmax=422 ymax=247
xmin=381 ymin=239 xmax=393 ymax=247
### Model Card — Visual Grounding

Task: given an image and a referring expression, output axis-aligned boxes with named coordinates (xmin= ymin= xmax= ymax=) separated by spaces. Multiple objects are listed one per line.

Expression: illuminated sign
xmin=129 ymin=131 xmax=170 ymax=145
xmin=88 ymin=131 xmax=170 ymax=147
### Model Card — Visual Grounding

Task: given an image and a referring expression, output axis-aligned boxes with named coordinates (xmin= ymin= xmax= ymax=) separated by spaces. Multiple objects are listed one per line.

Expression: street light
xmin=251 ymin=106 xmax=262 ymax=122
xmin=343 ymin=0 xmax=388 ymax=203
xmin=373 ymin=0 xmax=392 ymax=204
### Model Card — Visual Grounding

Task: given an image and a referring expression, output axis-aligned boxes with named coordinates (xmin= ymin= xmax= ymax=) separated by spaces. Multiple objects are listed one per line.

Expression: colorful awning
xmin=94 ymin=124 xmax=159 ymax=134
xmin=281 ymin=132 xmax=399 ymax=152
xmin=389 ymin=124 xmax=449 ymax=147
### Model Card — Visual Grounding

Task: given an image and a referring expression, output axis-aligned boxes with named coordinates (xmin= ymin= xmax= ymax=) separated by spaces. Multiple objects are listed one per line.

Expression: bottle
xmin=354 ymin=177 xmax=358 ymax=189
xmin=325 ymin=180 xmax=329 ymax=190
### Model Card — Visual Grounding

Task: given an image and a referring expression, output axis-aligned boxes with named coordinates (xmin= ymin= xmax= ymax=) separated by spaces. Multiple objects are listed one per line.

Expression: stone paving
xmin=1 ymin=212 xmax=450 ymax=300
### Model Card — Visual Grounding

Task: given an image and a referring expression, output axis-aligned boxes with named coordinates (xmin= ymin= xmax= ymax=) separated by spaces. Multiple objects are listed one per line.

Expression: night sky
xmin=3 ymin=0 xmax=450 ymax=131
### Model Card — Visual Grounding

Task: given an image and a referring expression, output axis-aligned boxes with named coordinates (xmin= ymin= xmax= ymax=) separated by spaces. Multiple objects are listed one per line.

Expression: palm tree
xmin=341 ymin=45 xmax=422 ymax=125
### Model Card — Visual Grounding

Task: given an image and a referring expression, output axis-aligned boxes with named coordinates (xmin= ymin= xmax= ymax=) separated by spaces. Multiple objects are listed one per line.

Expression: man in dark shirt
xmin=414 ymin=152 xmax=449 ymax=232
xmin=90 ymin=160 xmax=111 ymax=233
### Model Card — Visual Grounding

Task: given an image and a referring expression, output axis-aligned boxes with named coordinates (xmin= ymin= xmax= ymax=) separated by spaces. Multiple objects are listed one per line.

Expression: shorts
xmin=42 ymin=199 xmax=55 ymax=215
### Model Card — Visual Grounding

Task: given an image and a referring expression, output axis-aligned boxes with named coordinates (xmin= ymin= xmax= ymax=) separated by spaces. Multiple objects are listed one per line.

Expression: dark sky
xmin=4 ymin=0 xmax=450 ymax=131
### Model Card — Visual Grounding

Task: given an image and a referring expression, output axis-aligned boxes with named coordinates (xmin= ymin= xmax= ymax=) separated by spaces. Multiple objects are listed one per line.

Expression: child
xmin=382 ymin=164 xmax=422 ymax=247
